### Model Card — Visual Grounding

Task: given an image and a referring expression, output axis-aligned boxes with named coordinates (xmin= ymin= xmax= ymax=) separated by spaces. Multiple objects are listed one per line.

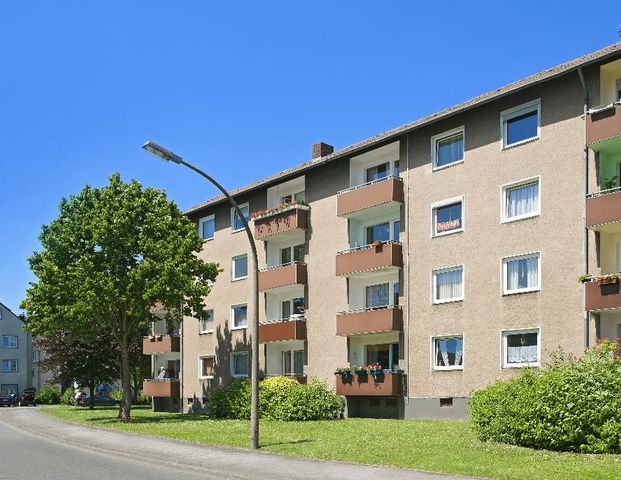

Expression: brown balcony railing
xmin=585 ymin=278 xmax=621 ymax=311
xmin=336 ymin=306 xmax=403 ymax=336
xmin=259 ymin=318 xmax=307 ymax=343
xmin=142 ymin=379 xmax=180 ymax=398
xmin=586 ymin=103 xmax=621 ymax=148
xmin=259 ymin=263 xmax=307 ymax=292
xmin=336 ymin=242 xmax=402 ymax=276
xmin=142 ymin=335 xmax=181 ymax=355
xmin=253 ymin=204 xmax=308 ymax=240
xmin=586 ymin=188 xmax=621 ymax=229
xmin=337 ymin=176 xmax=404 ymax=217
xmin=335 ymin=372 xmax=403 ymax=396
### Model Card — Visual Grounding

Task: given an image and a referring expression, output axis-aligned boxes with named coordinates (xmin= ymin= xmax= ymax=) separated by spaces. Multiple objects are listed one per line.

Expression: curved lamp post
xmin=142 ymin=141 xmax=260 ymax=450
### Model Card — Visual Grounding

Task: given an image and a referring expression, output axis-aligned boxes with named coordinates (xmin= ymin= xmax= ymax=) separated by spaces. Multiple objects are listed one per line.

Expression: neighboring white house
xmin=0 ymin=302 xmax=32 ymax=395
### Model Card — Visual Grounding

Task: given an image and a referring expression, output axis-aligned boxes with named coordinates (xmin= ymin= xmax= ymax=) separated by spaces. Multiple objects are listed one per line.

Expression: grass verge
xmin=41 ymin=406 xmax=621 ymax=480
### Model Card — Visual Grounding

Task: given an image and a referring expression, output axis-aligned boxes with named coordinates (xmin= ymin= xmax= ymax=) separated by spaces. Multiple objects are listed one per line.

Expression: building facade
xmin=143 ymin=42 xmax=621 ymax=418
xmin=0 ymin=302 xmax=32 ymax=396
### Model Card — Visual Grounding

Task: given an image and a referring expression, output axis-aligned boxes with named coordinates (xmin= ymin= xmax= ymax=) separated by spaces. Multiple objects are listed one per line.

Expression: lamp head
xmin=142 ymin=141 xmax=182 ymax=164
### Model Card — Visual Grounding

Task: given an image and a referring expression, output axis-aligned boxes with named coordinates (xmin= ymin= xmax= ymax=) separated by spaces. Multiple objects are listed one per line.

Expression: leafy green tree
xmin=22 ymin=174 xmax=218 ymax=420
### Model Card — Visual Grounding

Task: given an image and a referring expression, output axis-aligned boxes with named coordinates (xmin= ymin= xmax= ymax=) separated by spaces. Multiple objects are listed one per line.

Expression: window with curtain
xmin=501 ymin=100 xmax=540 ymax=148
xmin=366 ymin=222 xmax=390 ymax=244
xmin=231 ymin=352 xmax=249 ymax=376
xmin=434 ymin=201 xmax=462 ymax=235
xmin=504 ymin=330 xmax=539 ymax=367
xmin=232 ymin=304 xmax=247 ymax=328
xmin=366 ymin=283 xmax=390 ymax=309
xmin=504 ymin=254 xmax=539 ymax=294
xmin=199 ymin=356 xmax=214 ymax=378
xmin=433 ymin=337 xmax=463 ymax=369
xmin=434 ymin=130 xmax=464 ymax=168
xmin=433 ymin=267 xmax=464 ymax=303
xmin=366 ymin=162 xmax=389 ymax=182
xmin=231 ymin=203 xmax=250 ymax=232
xmin=283 ymin=350 xmax=304 ymax=376
xmin=505 ymin=180 xmax=539 ymax=221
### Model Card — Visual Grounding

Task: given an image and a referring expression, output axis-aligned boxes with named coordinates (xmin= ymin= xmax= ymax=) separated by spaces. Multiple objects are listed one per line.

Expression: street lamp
xmin=142 ymin=140 xmax=261 ymax=450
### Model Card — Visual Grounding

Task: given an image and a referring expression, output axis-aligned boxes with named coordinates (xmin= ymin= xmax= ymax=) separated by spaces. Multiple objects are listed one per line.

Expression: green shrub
xmin=60 ymin=388 xmax=75 ymax=406
xmin=470 ymin=340 xmax=621 ymax=453
xmin=209 ymin=377 xmax=344 ymax=421
xmin=110 ymin=390 xmax=123 ymax=401
xmin=37 ymin=386 xmax=61 ymax=405
xmin=135 ymin=390 xmax=151 ymax=405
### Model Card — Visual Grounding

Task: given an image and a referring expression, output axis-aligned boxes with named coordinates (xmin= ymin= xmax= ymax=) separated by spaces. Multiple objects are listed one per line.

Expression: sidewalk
xmin=0 ymin=408 xmax=478 ymax=480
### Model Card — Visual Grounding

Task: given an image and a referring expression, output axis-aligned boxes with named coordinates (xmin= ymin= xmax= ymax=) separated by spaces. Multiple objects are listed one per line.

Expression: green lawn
xmin=41 ymin=406 xmax=620 ymax=480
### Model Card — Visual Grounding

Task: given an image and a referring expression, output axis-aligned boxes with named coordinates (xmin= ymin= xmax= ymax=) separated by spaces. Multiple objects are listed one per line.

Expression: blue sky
xmin=0 ymin=1 xmax=618 ymax=312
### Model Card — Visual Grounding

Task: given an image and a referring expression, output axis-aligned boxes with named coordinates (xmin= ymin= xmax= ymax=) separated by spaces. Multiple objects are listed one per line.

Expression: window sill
xmin=433 ymin=228 xmax=463 ymax=238
xmin=501 ymin=213 xmax=540 ymax=225
xmin=199 ymin=330 xmax=214 ymax=335
xmin=199 ymin=376 xmax=214 ymax=380
xmin=432 ymin=298 xmax=464 ymax=305
xmin=502 ymin=362 xmax=540 ymax=369
xmin=503 ymin=288 xmax=540 ymax=296
xmin=231 ymin=326 xmax=248 ymax=331
xmin=231 ymin=228 xmax=245 ymax=234
xmin=433 ymin=366 xmax=464 ymax=372
xmin=501 ymin=135 xmax=539 ymax=151
xmin=231 ymin=276 xmax=248 ymax=282
xmin=432 ymin=159 xmax=464 ymax=172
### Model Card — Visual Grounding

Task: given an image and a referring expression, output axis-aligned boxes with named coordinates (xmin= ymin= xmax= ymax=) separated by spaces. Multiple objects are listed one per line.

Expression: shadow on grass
xmin=260 ymin=439 xmax=315 ymax=447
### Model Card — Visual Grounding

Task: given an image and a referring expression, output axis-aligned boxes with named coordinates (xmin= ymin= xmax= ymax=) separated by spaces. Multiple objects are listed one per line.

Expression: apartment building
xmin=0 ymin=302 xmax=32 ymax=396
xmin=143 ymin=42 xmax=621 ymax=419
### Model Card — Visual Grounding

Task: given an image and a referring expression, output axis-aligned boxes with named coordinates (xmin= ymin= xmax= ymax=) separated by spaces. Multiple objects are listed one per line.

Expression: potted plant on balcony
xmin=578 ymin=274 xmax=593 ymax=284
xmin=334 ymin=367 xmax=353 ymax=378
xmin=603 ymin=175 xmax=619 ymax=191
xmin=597 ymin=274 xmax=620 ymax=286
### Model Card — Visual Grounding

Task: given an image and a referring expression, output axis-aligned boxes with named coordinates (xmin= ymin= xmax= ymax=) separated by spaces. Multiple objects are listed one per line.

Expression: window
xmin=502 ymin=329 xmax=540 ymax=368
xmin=394 ymin=160 xmax=400 ymax=177
xmin=1 ymin=335 xmax=18 ymax=348
xmin=232 ymin=254 xmax=248 ymax=281
xmin=0 ymin=384 xmax=18 ymax=396
xmin=231 ymin=203 xmax=249 ymax=232
xmin=432 ymin=266 xmax=464 ymax=304
xmin=199 ymin=310 xmax=214 ymax=334
xmin=231 ymin=352 xmax=249 ymax=377
xmin=393 ymin=282 xmax=400 ymax=306
xmin=365 ymin=343 xmax=399 ymax=369
xmin=503 ymin=253 xmax=540 ymax=295
xmin=281 ymin=191 xmax=305 ymax=204
xmin=366 ymin=283 xmax=390 ymax=309
xmin=199 ymin=215 xmax=215 ymax=240
xmin=501 ymin=99 xmax=540 ymax=148
xmin=282 ymin=350 xmax=304 ymax=376
xmin=280 ymin=244 xmax=305 ymax=265
xmin=432 ymin=198 xmax=463 ymax=236
xmin=1 ymin=360 xmax=17 ymax=373
xmin=231 ymin=304 xmax=247 ymax=329
xmin=199 ymin=356 xmax=215 ymax=379
xmin=365 ymin=219 xmax=400 ymax=244
xmin=431 ymin=127 xmax=464 ymax=170
xmin=502 ymin=177 xmax=540 ymax=223
xmin=366 ymin=162 xmax=390 ymax=183
xmin=281 ymin=298 xmax=305 ymax=319
xmin=433 ymin=336 xmax=464 ymax=370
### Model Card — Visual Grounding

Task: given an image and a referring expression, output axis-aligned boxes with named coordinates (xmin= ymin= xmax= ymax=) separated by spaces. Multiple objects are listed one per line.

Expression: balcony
xmin=336 ymin=242 xmax=402 ymax=277
xmin=586 ymin=103 xmax=621 ymax=150
xmin=586 ymin=189 xmax=621 ymax=230
xmin=335 ymin=372 xmax=403 ymax=396
xmin=336 ymin=306 xmax=403 ymax=336
xmin=259 ymin=319 xmax=307 ymax=343
xmin=253 ymin=204 xmax=308 ymax=240
xmin=337 ymin=176 xmax=404 ymax=218
xmin=143 ymin=379 xmax=180 ymax=398
xmin=142 ymin=335 xmax=180 ymax=355
xmin=585 ymin=278 xmax=621 ymax=311
xmin=259 ymin=263 xmax=307 ymax=292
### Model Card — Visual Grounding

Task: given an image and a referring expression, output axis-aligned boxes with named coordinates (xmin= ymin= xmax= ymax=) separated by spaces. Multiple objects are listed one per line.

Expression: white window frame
xmin=1 ymin=335 xmax=18 ymax=348
xmin=230 ymin=203 xmax=249 ymax=233
xmin=501 ymin=327 xmax=541 ymax=369
xmin=364 ymin=160 xmax=399 ymax=183
xmin=500 ymin=176 xmax=541 ymax=224
xmin=198 ymin=214 xmax=215 ymax=241
xmin=431 ymin=126 xmax=465 ymax=171
xmin=199 ymin=310 xmax=214 ymax=334
xmin=431 ymin=196 xmax=464 ymax=238
xmin=1 ymin=359 xmax=17 ymax=373
xmin=362 ymin=218 xmax=401 ymax=245
xmin=231 ymin=254 xmax=248 ymax=281
xmin=281 ymin=349 xmax=304 ymax=376
xmin=198 ymin=355 xmax=215 ymax=379
xmin=501 ymin=252 xmax=541 ymax=295
xmin=500 ymin=99 xmax=541 ymax=149
xmin=431 ymin=265 xmax=465 ymax=304
xmin=431 ymin=335 xmax=465 ymax=371
xmin=231 ymin=304 xmax=248 ymax=330
xmin=230 ymin=351 xmax=249 ymax=378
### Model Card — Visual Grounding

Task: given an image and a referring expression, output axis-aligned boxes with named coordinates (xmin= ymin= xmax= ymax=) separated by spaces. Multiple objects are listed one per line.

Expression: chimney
xmin=312 ymin=142 xmax=334 ymax=159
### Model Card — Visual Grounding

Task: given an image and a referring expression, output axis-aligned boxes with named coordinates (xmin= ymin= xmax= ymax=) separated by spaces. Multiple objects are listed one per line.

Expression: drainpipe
xmin=578 ymin=66 xmax=590 ymax=349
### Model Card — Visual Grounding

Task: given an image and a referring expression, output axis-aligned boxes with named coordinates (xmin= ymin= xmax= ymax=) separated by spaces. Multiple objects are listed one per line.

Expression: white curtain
xmin=436 ymin=269 xmax=463 ymax=301
xmin=366 ymin=283 xmax=389 ymax=308
xmin=507 ymin=345 xmax=538 ymax=363
xmin=506 ymin=256 xmax=538 ymax=291
xmin=437 ymin=134 xmax=464 ymax=166
xmin=507 ymin=183 xmax=538 ymax=218
xmin=455 ymin=343 xmax=463 ymax=366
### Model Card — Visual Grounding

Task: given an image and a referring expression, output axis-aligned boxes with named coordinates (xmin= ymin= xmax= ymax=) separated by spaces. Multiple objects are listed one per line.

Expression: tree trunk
xmin=88 ymin=380 xmax=96 ymax=410
xmin=119 ymin=333 xmax=132 ymax=421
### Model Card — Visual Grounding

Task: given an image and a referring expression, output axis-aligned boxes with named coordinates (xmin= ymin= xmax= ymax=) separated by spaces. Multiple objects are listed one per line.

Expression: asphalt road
xmin=0 ymin=407 xmax=473 ymax=480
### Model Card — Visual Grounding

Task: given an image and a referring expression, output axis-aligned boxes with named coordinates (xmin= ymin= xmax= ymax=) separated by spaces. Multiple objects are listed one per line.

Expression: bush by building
xmin=209 ymin=377 xmax=344 ymax=421
xmin=60 ymin=388 xmax=75 ymax=406
xmin=36 ymin=386 xmax=61 ymax=405
xmin=469 ymin=339 xmax=621 ymax=454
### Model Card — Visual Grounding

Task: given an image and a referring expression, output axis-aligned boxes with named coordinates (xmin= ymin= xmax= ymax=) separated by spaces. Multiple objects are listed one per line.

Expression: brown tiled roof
xmin=185 ymin=41 xmax=621 ymax=216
